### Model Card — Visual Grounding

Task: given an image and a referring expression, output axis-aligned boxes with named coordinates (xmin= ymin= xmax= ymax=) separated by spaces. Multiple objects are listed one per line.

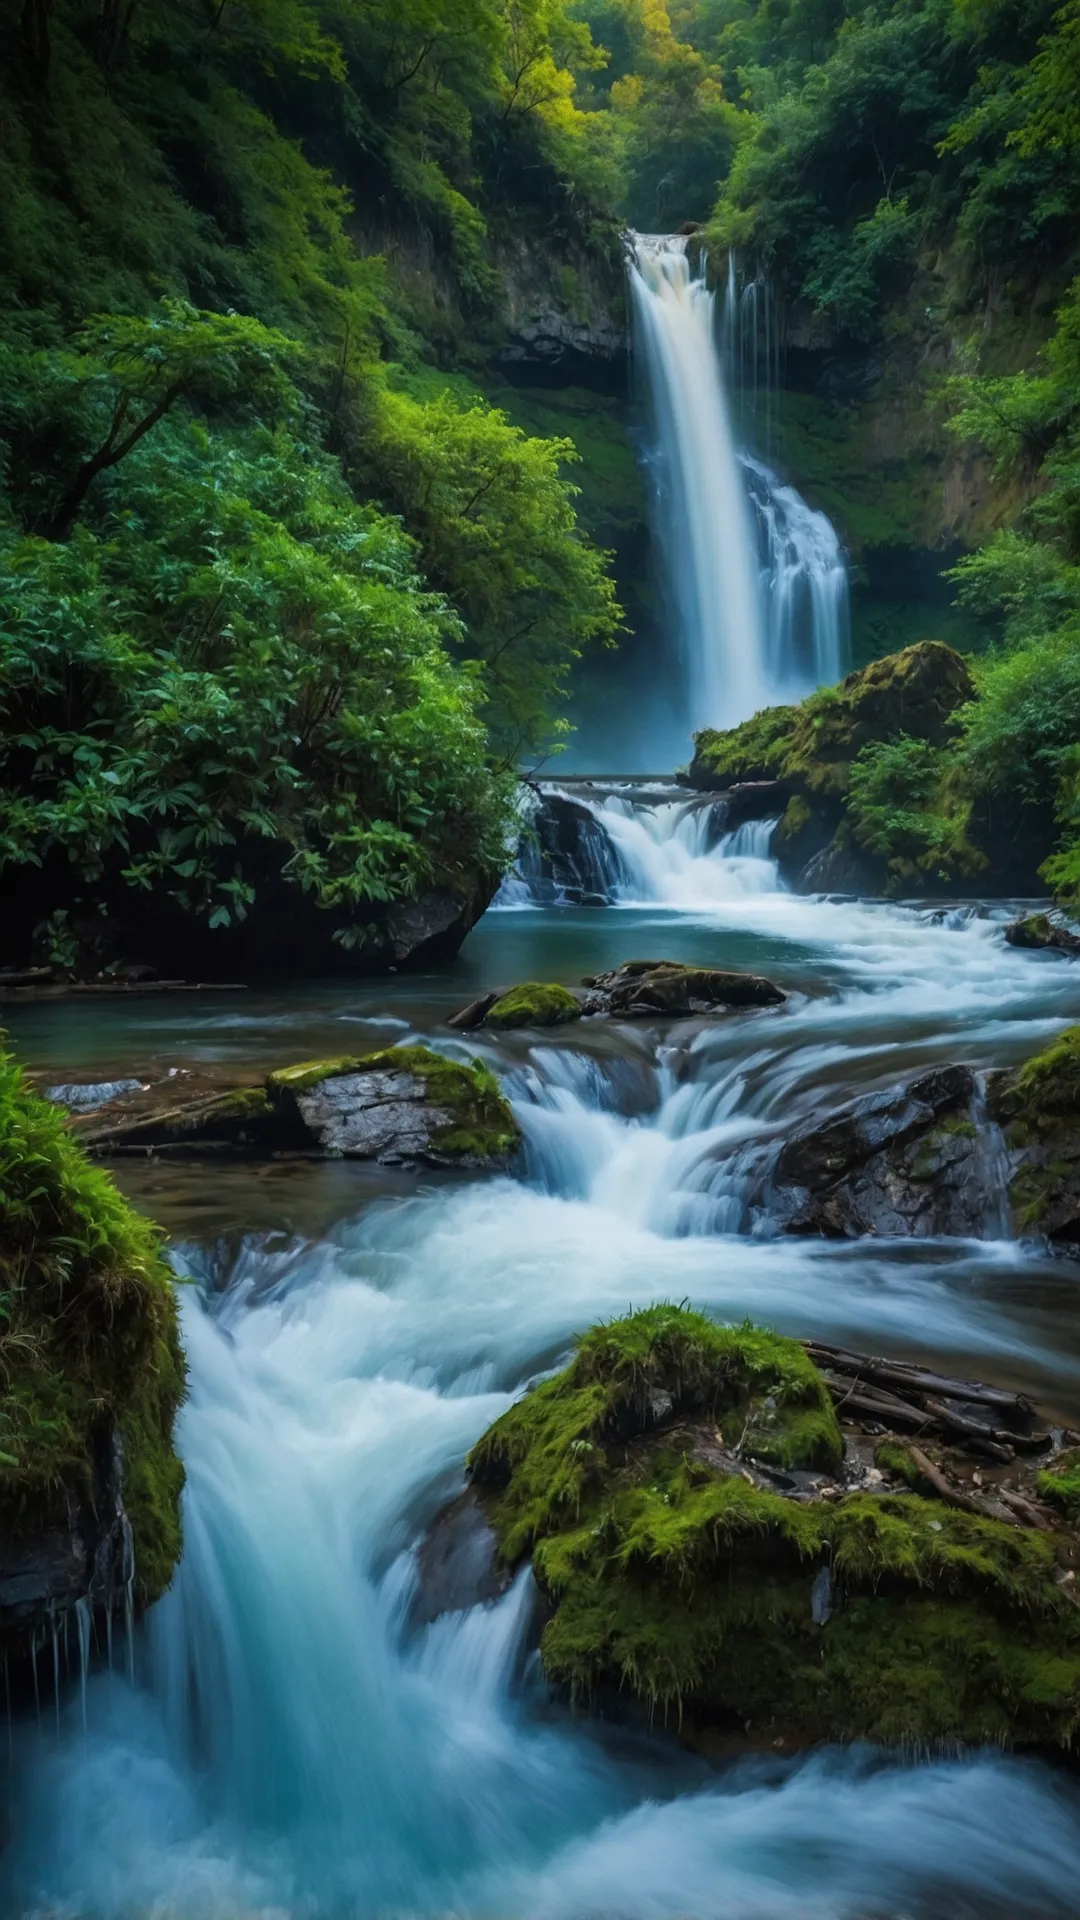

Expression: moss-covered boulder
xmin=469 ymin=1306 xmax=1080 ymax=1752
xmin=685 ymin=643 xmax=979 ymax=895
xmin=267 ymin=1045 xmax=520 ymax=1167
xmin=486 ymin=983 xmax=583 ymax=1029
xmin=450 ymin=963 xmax=785 ymax=1030
xmin=581 ymin=960 xmax=786 ymax=1016
xmin=988 ymin=1026 xmax=1080 ymax=1248
xmin=688 ymin=642 xmax=974 ymax=796
xmin=72 ymin=1047 xmax=521 ymax=1169
xmin=0 ymin=1043 xmax=185 ymax=1665
xmin=1005 ymin=912 xmax=1080 ymax=957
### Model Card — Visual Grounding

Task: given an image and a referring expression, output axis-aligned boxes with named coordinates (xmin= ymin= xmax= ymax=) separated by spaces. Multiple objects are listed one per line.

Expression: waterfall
xmin=628 ymin=233 xmax=849 ymax=740
xmin=628 ymin=234 xmax=767 ymax=735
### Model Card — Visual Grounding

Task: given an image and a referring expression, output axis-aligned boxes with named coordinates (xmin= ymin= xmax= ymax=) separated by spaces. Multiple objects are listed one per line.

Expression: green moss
xmin=1011 ymin=1026 xmax=1080 ymax=1124
xmin=1038 ymin=1449 xmax=1080 ymax=1520
xmin=1019 ymin=913 xmax=1055 ymax=944
xmin=688 ymin=703 xmax=798 ymax=789
xmin=875 ymin=1439 xmax=922 ymax=1485
xmin=0 ymin=1041 xmax=185 ymax=1609
xmin=213 ymin=1086 xmax=273 ymax=1121
xmin=270 ymin=1045 xmax=520 ymax=1163
xmin=774 ymin=793 xmax=812 ymax=848
xmin=687 ymin=643 xmax=975 ymax=803
xmin=469 ymin=1306 xmax=1080 ymax=1748
xmin=485 ymin=982 xmax=582 ymax=1029
xmin=266 ymin=1057 xmax=366 ymax=1096
xmin=469 ymin=1306 xmax=842 ymax=1566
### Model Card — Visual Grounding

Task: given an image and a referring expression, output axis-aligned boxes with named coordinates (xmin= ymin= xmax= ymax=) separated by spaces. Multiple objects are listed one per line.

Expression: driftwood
xmin=907 ymin=1445 xmax=994 ymax=1517
xmin=803 ymin=1341 xmax=1034 ymax=1419
xmin=0 ymin=979 xmax=247 ymax=1001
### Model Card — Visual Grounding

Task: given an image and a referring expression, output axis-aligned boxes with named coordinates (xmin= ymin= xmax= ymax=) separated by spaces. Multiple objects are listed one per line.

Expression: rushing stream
xmin=6 ymin=814 xmax=1080 ymax=1916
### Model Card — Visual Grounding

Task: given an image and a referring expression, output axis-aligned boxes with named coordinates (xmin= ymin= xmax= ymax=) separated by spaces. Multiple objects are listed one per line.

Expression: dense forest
xmin=3 ymin=0 xmax=1080 ymax=969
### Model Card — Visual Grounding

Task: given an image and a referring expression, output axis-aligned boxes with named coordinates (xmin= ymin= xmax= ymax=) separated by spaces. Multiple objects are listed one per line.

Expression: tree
xmin=37 ymin=301 xmax=300 ymax=539
xmin=367 ymin=386 xmax=622 ymax=761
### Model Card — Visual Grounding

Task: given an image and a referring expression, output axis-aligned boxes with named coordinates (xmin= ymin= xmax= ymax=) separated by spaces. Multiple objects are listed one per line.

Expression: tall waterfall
xmin=628 ymin=233 xmax=848 ymax=739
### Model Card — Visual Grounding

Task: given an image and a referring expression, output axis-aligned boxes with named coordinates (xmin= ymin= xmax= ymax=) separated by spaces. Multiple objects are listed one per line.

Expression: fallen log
xmin=803 ymin=1341 xmax=1034 ymax=1420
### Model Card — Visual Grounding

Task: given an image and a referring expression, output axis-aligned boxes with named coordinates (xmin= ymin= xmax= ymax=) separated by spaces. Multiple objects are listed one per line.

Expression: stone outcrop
xmin=466 ymin=1305 xmax=1080 ymax=1754
xmin=988 ymin=1026 xmax=1080 ymax=1250
xmin=684 ymin=642 xmax=980 ymax=896
xmin=449 ymin=961 xmax=786 ymax=1030
xmin=580 ymin=960 xmax=787 ymax=1016
xmin=62 ymin=1046 xmax=521 ymax=1171
xmin=494 ymin=234 xmax=625 ymax=375
xmin=752 ymin=1064 xmax=998 ymax=1239
xmin=1005 ymin=912 xmax=1080 ymax=956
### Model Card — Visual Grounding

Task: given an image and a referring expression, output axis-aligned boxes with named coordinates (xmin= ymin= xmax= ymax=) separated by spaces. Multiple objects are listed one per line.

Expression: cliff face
xmin=722 ymin=253 xmax=1066 ymax=672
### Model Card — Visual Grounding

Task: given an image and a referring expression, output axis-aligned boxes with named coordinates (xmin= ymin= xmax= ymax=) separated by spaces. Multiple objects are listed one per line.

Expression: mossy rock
xmin=269 ymin=1044 xmax=521 ymax=1168
xmin=989 ymin=1027 xmax=1080 ymax=1245
xmin=0 ymin=1042 xmax=185 ymax=1650
xmin=687 ymin=642 xmax=975 ymax=802
xmin=469 ymin=1306 xmax=1080 ymax=1751
xmin=485 ymin=983 xmax=583 ymax=1029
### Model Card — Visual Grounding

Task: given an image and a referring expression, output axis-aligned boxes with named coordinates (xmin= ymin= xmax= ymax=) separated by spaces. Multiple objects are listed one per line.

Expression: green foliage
xmin=0 ymin=0 xmax=625 ymax=952
xmin=363 ymin=387 xmax=621 ymax=761
xmin=0 ymin=384 xmax=514 ymax=961
xmin=847 ymin=734 xmax=985 ymax=882
xmin=0 ymin=1037 xmax=184 ymax=1604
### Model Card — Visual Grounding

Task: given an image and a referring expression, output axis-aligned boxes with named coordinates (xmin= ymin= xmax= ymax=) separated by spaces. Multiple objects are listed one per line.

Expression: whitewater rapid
xmin=7 ymin=827 xmax=1080 ymax=1917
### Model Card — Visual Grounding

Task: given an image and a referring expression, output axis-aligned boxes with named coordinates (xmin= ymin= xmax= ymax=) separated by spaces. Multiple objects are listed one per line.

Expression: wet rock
xmin=380 ymin=883 xmax=491 ymax=968
xmin=450 ymin=962 xmax=785 ymax=1030
xmin=758 ymin=1064 xmax=997 ymax=1238
xmin=514 ymin=789 xmax=629 ymax=905
xmin=267 ymin=1047 xmax=520 ymax=1169
xmin=1005 ymin=911 xmax=1080 ymax=956
xmin=79 ymin=1048 xmax=521 ymax=1170
xmin=468 ymin=1305 xmax=1080 ymax=1754
xmin=1 ymin=1051 xmax=184 ymax=1685
xmin=793 ymin=836 xmax=886 ymax=897
xmin=988 ymin=1026 xmax=1080 ymax=1250
xmin=413 ymin=1490 xmax=513 ymax=1626
xmin=1 ymin=1425 xmax=128 ymax=1635
xmin=581 ymin=959 xmax=786 ymax=1017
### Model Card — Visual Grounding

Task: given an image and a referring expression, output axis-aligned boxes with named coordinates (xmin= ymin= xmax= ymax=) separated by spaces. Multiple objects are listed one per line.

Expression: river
xmin=4 ymin=810 xmax=1080 ymax=1916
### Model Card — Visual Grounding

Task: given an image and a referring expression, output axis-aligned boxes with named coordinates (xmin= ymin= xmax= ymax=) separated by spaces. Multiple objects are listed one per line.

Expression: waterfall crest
xmin=628 ymin=233 xmax=849 ymax=740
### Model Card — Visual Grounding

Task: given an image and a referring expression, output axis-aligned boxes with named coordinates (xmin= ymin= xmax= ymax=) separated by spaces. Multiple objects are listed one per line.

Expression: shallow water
xmin=6 ymin=825 xmax=1080 ymax=1918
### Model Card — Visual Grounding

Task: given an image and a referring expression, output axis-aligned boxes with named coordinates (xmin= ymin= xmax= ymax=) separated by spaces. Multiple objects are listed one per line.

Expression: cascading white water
xmin=743 ymin=456 xmax=848 ymax=698
xmin=496 ymin=780 xmax=780 ymax=910
xmin=629 ymin=234 xmax=768 ymax=733
xmin=9 ymin=904 xmax=1080 ymax=1913
xmin=629 ymin=233 xmax=849 ymax=739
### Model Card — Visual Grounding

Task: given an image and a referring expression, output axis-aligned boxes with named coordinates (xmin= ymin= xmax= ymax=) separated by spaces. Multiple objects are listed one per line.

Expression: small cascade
xmin=497 ymin=780 xmax=780 ymax=909
xmin=628 ymin=232 xmax=849 ymax=741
